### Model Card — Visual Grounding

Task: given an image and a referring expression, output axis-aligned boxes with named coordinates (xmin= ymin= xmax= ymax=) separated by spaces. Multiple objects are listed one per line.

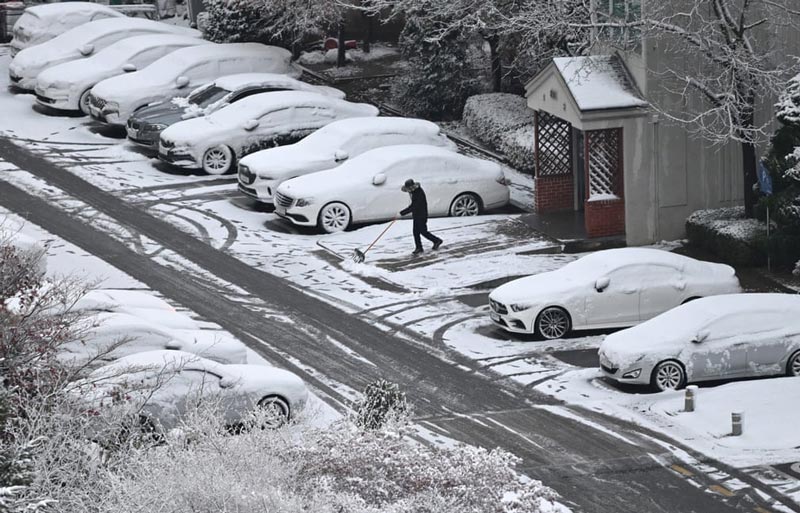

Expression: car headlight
xmin=509 ymin=303 xmax=532 ymax=312
xmin=621 ymin=369 xmax=641 ymax=379
xmin=295 ymin=197 xmax=314 ymax=207
xmin=147 ymin=123 xmax=168 ymax=131
xmin=102 ymin=101 xmax=119 ymax=114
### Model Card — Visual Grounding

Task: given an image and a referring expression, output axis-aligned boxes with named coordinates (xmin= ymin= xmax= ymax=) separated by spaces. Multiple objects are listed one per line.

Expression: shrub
xmin=685 ymin=207 xmax=768 ymax=266
xmin=355 ymin=379 xmax=408 ymax=430
xmin=201 ymin=0 xmax=267 ymax=43
xmin=462 ymin=93 xmax=536 ymax=174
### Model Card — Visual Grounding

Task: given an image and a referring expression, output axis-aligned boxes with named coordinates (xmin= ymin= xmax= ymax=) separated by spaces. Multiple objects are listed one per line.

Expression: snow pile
xmin=298 ymin=45 xmax=399 ymax=66
xmin=462 ymin=93 xmax=536 ymax=174
xmin=685 ymin=207 xmax=767 ymax=265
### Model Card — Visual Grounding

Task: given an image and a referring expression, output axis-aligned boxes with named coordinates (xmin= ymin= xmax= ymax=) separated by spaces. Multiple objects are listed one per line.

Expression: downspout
xmin=652 ymin=113 xmax=660 ymax=241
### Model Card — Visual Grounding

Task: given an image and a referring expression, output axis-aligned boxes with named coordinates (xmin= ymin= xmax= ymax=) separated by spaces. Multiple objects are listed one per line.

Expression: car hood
xmin=240 ymin=145 xmax=335 ymax=178
xmin=600 ymin=328 xmax=681 ymax=368
xmin=37 ymin=58 xmax=112 ymax=91
xmin=489 ymin=271 xmax=583 ymax=305
xmin=131 ymin=100 xmax=186 ymax=126
xmin=92 ymin=70 xmax=175 ymax=107
xmin=160 ymin=116 xmax=229 ymax=146
xmin=11 ymin=43 xmax=78 ymax=77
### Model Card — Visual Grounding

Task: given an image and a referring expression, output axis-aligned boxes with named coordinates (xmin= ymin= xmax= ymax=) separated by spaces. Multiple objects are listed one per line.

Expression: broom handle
xmin=363 ymin=217 xmax=397 ymax=255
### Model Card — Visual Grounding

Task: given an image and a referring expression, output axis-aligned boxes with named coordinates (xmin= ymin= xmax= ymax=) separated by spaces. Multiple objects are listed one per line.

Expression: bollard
xmin=731 ymin=411 xmax=743 ymax=436
xmin=684 ymin=385 xmax=698 ymax=412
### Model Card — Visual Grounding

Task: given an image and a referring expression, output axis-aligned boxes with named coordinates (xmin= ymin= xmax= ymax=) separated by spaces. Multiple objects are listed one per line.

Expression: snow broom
xmin=352 ymin=217 xmax=397 ymax=263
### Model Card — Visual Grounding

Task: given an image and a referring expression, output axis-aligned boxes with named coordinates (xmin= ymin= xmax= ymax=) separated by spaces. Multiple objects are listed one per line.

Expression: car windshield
xmin=188 ymin=86 xmax=231 ymax=108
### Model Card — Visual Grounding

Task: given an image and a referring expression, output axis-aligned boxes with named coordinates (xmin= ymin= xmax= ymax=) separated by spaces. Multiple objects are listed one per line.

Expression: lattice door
xmin=535 ymin=111 xmax=572 ymax=176
xmin=585 ymin=128 xmax=623 ymax=198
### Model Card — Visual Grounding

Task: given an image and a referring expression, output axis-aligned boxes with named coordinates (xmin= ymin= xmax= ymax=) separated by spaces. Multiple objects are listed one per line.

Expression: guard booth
xmin=525 ymin=55 xmax=649 ymax=239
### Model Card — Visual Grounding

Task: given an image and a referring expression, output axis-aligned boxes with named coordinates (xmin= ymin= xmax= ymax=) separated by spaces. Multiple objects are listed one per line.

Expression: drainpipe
xmin=652 ymin=113 xmax=660 ymax=241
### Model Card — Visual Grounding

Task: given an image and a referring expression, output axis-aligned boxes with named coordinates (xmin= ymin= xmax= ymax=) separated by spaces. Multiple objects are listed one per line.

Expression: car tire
xmin=79 ymin=89 xmax=92 ymax=116
xmin=650 ymin=360 xmax=686 ymax=391
xmin=450 ymin=192 xmax=481 ymax=217
xmin=257 ymin=395 xmax=290 ymax=428
xmin=202 ymin=145 xmax=235 ymax=175
xmin=787 ymin=350 xmax=800 ymax=377
xmin=317 ymin=202 xmax=351 ymax=233
xmin=535 ymin=307 xmax=571 ymax=339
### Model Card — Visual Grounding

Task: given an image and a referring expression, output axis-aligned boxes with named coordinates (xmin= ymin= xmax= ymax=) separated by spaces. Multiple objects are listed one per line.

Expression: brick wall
xmin=584 ymin=197 xmax=625 ymax=237
xmin=535 ymin=174 xmax=574 ymax=213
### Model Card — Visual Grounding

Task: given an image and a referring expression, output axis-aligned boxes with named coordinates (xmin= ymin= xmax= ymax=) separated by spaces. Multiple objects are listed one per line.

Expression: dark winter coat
xmin=400 ymin=187 xmax=428 ymax=221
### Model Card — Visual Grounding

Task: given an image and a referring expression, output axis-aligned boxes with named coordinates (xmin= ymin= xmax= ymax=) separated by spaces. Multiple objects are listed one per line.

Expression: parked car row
xmin=10 ymin=6 xmax=514 ymax=234
xmin=488 ymin=248 xmax=800 ymax=392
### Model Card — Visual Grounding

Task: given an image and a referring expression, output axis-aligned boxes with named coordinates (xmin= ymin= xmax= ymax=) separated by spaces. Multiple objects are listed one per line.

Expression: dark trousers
xmin=413 ymin=218 xmax=441 ymax=250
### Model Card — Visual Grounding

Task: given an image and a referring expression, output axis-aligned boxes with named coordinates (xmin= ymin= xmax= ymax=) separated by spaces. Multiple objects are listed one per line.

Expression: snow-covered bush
xmin=685 ymin=207 xmax=768 ymax=266
xmin=462 ymin=93 xmax=536 ymax=174
xmin=100 ymin=412 xmax=566 ymax=513
xmin=391 ymin=8 xmax=484 ymax=120
xmin=355 ymin=379 xmax=408 ymax=430
xmin=202 ymin=0 xmax=266 ymax=43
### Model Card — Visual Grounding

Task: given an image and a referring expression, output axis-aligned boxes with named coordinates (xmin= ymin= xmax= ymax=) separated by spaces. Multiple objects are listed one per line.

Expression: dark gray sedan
xmin=126 ymin=72 xmax=344 ymax=147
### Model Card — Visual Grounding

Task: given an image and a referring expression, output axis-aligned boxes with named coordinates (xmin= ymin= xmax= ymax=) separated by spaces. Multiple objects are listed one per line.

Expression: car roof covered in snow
xmin=207 ymin=90 xmax=377 ymax=124
xmin=48 ymin=17 xmax=199 ymax=47
xmin=22 ymin=1 xmax=124 ymax=20
xmin=88 ymin=349 xmax=218 ymax=376
xmin=140 ymin=43 xmax=289 ymax=78
xmin=566 ymin=247 xmax=709 ymax=273
xmin=209 ymin=72 xmax=344 ymax=97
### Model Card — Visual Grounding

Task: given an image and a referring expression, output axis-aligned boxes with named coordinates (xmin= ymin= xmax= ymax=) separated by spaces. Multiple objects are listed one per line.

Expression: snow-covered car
xmin=488 ymin=248 xmax=742 ymax=339
xmin=87 ymin=43 xmax=295 ymax=126
xmin=126 ymin=72 xmax=344 ymax=148
xmin=158 ymin=91 xmax=379 ymax=175
xmin=274 ymin=145 xmax=510 ymax=233
xmin=238 ymin=117 xmax=458 ymax=204
xmin=34 ymin=34 xmax=208 ymax=113
xmin=599 ymin=293 xmax=800 ymax=391
xmin=60 ymin=312 xmax=248 ymax=366
xmin=8 ymin=17 xmax=200 ymax=91
xmin=10 ymin=2 xmax=124 ymax=57
xmin=63 ymin=289 xmax=199 ymax=330
xmin=77 ymin=350 xmax=309 ymax=430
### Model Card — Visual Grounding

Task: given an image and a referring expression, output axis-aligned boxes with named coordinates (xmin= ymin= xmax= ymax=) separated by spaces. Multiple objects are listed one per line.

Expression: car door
xmin=585 ymin=265 xmax=643 ymax=327
xmin=421 ymin=155 xmax=459 ymax=216
xmin=744 ymin=312 xmax=799 ymax=376
xmin=360 ymin=160 xmax=413 ymax=222
xmin=156 ymin=369 xmax=237 ymax=424
xmin=638 ymin=264 xmax=685 ymax=321
xmin=686 ymin=314 xmax=752 ymax=380
xmin=128 ymin=46 xmax=173 ymax=72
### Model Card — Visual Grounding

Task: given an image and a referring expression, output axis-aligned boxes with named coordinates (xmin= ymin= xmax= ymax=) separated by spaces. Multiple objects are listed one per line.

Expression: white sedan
xmin=77 ymin=350 xmax=309 ymax=430
xmin=34 ymin=34 xmax=208 ymax=113
xmin=64 ymin=289 xmax=199 ymax=330
xmin=238 ymin=117 xmax=458 ymax=204
xmin=274 ymin=145 xmax=510 ymax=233
xmin=10 ymin=1 xmax=124 ymax=56
xmin=87 ymin=43 xmax=295 ymax=126
xmin=599 ymin=293 xmax=800 ymax=391
xmin=488 ymin=248 xmax=741 ymax=339
xmin=158 ymin=91 xmax=379 ymax=175
xmin=8 ymin=18 xmax=200 ymax=91
xmin=60 ymin=312 xmax=248 ymax=366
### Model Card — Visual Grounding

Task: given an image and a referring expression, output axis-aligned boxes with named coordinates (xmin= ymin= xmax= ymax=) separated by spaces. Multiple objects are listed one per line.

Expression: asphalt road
xmin=0 ymin=137 xmax=788 ymax=513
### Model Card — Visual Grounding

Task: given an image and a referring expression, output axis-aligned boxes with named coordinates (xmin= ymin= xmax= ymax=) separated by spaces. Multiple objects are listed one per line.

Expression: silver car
xmin=599 ymin=293 xmax=800 ymax=391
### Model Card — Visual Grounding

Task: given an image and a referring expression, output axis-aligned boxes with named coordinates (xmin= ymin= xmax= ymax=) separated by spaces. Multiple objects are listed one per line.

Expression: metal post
xmin=731 ymin=411 xmax=743 ymax=436
xmin=684 ymin=385 xmax=698 ymax=412
xmin=766 ymin=206 xmax=771 ymax=272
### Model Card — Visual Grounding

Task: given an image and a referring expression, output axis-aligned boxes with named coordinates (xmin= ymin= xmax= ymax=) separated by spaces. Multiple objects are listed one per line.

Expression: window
xmin=595 ymin=0 xmax=641 ymax=51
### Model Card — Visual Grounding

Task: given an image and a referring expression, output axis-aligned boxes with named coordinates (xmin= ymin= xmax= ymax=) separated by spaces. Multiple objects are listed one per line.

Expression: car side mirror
xmin=334 ymin=149 xmax=349 ymax=162
xmin=219 ymin=377 xmax=236 ymax=389
xmin=372 ymin=173 xmax=386 ymax=186
xmin=175 ymin=76 xmax=190 ymax=89
xmin=595 ymin=276 xmax=610 ymax=292
xmin=79 ymin=43 xmax=95 ymax=56
xmin=243 ymin=119 xmax=259 ymax=131
xmin=691 ymin=330 xmax=710 ymax=344
xmin=122 ymin=63 xmax=137 ymax=73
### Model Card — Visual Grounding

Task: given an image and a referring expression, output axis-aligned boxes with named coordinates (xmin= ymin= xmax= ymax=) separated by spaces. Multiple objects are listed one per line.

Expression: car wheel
xmin=535 ymin=307 xmax=571 ymax=339
xmin=450 ymin=193 xmax=481 ymax=217
xmin=257 ymin=396 xmax=290 ymax=428
xmin=650 ymin=360 xmax=686 ymax=391
xmin=202 ymin=145 xmax=235 ymax=175
xmin=787 ymin=350 xmax=800 ymax=377
xmin=79 ymin=89 xmax=92 ymax=115
xmin=317 ymin=202 xmax=351 ymax=233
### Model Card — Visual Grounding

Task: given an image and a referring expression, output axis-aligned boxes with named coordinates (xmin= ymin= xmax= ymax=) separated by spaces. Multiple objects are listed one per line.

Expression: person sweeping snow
xmin=400 ymin=178 xmax=442 ymax=256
